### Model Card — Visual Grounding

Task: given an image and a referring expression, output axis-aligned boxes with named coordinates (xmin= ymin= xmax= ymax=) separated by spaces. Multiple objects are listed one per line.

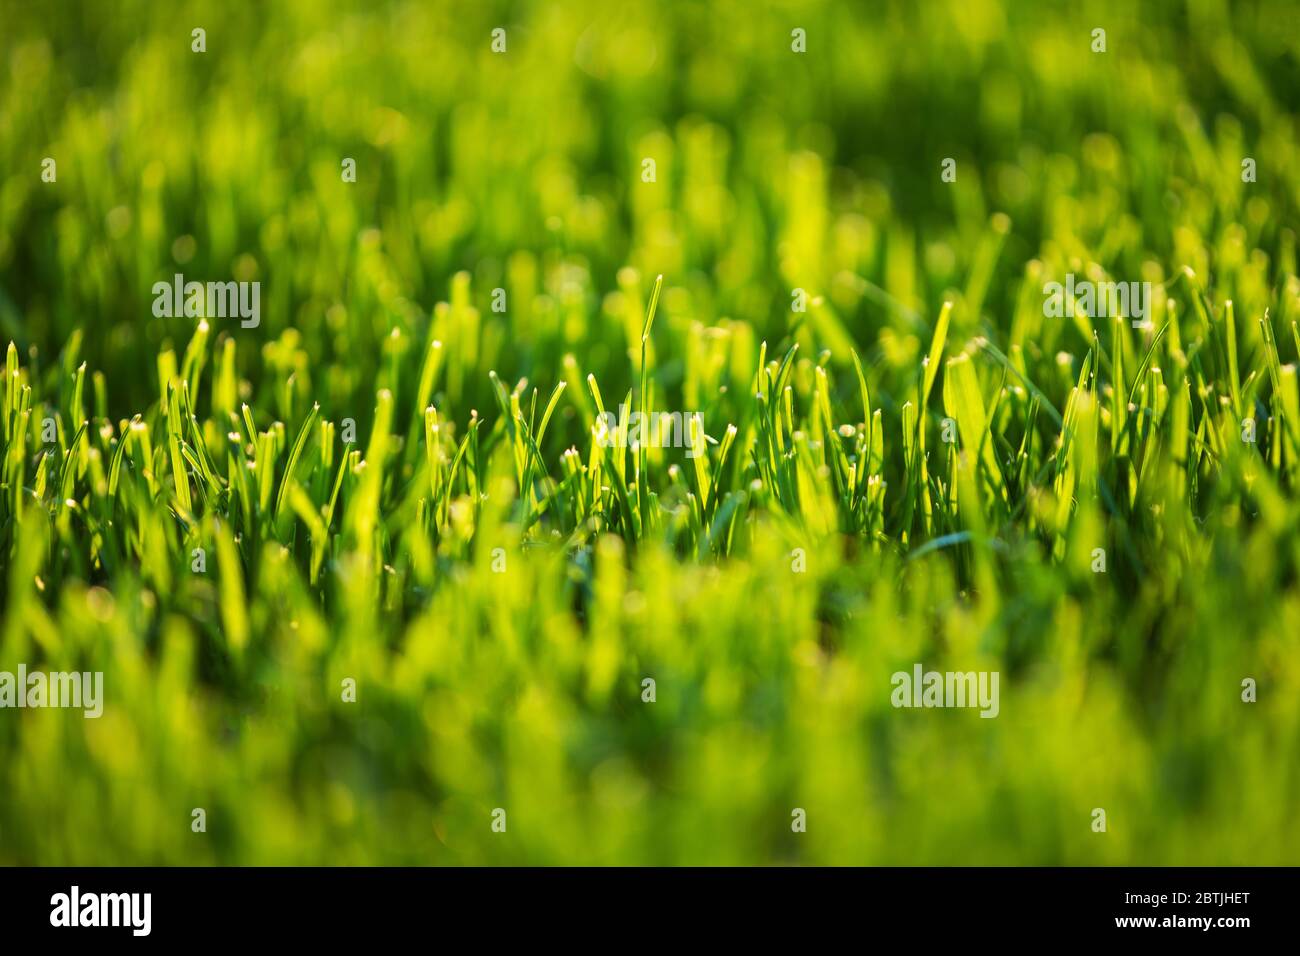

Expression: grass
xmin=1 ymin=0 xmax=1299 ymax=865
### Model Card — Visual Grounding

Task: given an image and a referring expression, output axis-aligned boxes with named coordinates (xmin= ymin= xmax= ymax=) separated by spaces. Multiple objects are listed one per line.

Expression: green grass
xmin=1 ymin=0 xmax=1299 ymax=865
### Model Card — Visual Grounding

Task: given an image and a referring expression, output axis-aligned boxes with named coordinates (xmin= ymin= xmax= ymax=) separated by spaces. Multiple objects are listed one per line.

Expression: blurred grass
xmin=1 ymin=0 xmax=1299 ymax=864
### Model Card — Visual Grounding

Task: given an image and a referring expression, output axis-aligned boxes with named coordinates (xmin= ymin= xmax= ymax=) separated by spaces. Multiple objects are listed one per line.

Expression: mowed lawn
xmin=1 ymin=0 xmax=1298 ymax=864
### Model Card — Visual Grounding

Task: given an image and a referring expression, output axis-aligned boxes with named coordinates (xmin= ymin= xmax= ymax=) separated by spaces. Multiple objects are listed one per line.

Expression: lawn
xmin=1 ymin=0 xmax=1298 ymax=865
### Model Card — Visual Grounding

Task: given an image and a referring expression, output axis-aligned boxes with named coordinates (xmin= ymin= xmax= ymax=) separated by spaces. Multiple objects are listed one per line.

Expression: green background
xmin=0 ymin=0 xmax=1298 ymax=864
